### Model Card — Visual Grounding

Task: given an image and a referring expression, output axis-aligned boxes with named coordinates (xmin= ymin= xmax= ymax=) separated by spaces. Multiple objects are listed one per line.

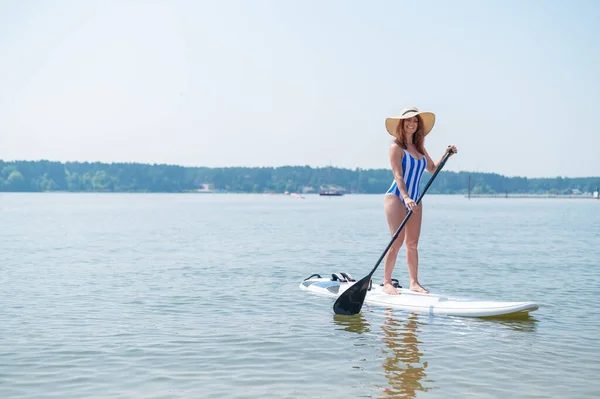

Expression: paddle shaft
xmin=365 ymin=149 xmax=454 ymax=279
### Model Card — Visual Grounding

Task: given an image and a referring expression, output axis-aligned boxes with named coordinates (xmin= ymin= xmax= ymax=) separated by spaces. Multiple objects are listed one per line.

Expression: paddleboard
xmin=300 ymin=273 xmax=539 ymax=318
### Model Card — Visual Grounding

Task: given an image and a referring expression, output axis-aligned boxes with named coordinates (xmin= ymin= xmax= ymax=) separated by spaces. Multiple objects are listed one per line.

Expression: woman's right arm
xmin=389 ymin=144 xmax=411 ymax=201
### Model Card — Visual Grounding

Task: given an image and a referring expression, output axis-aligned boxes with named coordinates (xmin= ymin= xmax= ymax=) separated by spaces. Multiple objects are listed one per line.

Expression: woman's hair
xmin=394 ymin=115 xmax=425 ymax=155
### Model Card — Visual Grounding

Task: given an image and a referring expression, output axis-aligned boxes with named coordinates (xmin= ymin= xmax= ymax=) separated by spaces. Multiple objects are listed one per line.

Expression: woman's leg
xmin=383 ymin=194 xmax=407 ymax=295
xmin=405 ymin=202 xmax=428 ymax=293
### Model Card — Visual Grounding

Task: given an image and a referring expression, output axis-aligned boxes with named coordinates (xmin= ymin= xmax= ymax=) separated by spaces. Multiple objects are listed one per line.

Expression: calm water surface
xmin=1 ymin=193 xmax=599 ymax=398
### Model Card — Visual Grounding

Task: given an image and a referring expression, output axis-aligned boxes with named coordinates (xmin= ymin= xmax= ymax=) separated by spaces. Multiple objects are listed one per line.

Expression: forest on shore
xmin=1 ymin=159 xmax=598 ymax=195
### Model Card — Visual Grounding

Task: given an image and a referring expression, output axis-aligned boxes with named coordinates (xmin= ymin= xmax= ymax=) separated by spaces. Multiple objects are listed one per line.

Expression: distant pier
xmin=465 ymin=193 xmax=598 ymax=199
xmin=466 ymin=177 xmax=599 ymax=199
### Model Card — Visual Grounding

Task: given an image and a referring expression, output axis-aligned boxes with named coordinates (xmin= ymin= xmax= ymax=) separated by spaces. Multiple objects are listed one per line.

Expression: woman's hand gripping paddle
xmin=333 ymin=148 xmax=456 ymax=316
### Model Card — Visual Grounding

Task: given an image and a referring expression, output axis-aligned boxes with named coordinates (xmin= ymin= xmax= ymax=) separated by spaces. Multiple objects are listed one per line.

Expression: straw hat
xmin=385 ymin=106 xmax=436 ymax=138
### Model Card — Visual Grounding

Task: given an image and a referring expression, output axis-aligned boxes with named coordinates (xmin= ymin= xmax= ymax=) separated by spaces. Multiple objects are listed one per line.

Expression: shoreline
xmin=1 ymin=191 xmax=599 ymax=199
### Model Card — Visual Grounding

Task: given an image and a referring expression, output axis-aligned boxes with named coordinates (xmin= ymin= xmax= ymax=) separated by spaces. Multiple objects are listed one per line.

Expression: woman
xmin=383 ymin=106 xmax=457 ymax=295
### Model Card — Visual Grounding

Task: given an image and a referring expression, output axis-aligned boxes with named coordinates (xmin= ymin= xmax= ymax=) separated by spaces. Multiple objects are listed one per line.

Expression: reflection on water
xmin=333 ymin=309 xmax=538 ymax=399
xmin=333 ymin=311 xmax=432 ymax=399
xmin=333 ymin=313 xmax=372 ymax=335
xmin=482 ymin=317 xmax=539 ymax=332
xmin=459 ymin=314 xmax=540 ymax=333
xmin=332 ymin=309 xmax=540 ymax=399
xmin=379 ymin=311 xmax=430 ymax=399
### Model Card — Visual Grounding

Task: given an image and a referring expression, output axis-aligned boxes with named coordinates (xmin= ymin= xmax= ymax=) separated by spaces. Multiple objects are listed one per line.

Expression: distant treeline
xmin=0 ymin=160 xmax=598 ymax=194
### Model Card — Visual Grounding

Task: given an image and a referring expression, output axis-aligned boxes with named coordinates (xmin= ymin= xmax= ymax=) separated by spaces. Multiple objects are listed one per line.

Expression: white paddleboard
xmin=300 ymin=274 xmax=539 ymax=318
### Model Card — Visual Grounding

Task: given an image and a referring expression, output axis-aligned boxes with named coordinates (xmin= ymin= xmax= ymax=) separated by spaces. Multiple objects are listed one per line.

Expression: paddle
xmin=332 ymin=147 xmax=455 ymax=315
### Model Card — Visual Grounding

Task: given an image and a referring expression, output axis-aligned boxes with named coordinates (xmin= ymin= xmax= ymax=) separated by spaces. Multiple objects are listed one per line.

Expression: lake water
xmin=1 ymin=193 xmax=599 ymax=398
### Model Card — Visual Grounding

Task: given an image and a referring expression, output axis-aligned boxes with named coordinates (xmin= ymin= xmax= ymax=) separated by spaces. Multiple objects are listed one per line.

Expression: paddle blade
xmin=332 ymin=275 xmax=371 ymax=315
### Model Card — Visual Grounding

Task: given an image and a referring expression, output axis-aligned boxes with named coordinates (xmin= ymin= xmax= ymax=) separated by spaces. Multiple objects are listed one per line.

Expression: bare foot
xmin=410 ymin=283 xmax=430 ymax=294
xmin=383 ymin=282 xmax=399 ymax=295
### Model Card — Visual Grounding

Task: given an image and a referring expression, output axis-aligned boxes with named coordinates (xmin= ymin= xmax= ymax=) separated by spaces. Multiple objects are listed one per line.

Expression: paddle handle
xmin=367 ymin=148 xmax=454 ymax=278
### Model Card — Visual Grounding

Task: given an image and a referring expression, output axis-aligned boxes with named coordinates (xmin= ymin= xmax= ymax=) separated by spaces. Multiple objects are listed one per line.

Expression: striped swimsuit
xmin=386 ymin=149 xmax=427 ymax=206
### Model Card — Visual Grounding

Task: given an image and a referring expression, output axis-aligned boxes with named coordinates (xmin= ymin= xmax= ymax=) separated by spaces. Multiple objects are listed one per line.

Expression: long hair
xmin=394 ymin=115 xmax=425 ymax=155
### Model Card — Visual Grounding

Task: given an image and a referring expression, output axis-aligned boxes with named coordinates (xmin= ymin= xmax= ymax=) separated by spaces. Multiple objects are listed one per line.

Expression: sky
xmin=1 ymin=0 xmax=599 ymax=178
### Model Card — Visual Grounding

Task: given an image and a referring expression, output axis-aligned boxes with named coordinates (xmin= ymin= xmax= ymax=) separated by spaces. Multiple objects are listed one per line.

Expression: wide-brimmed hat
xmin=385 ymin=106 xmax=436 ymax=138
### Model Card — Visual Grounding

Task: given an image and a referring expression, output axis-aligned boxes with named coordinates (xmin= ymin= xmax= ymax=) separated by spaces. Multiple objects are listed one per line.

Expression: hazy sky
xmin=1 ymin=0 xmax=599 ymax=178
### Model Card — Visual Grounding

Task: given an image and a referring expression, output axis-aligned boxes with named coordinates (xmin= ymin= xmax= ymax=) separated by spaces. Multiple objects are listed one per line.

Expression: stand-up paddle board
xmin=300 ymin=273 xmax=539 ymax=318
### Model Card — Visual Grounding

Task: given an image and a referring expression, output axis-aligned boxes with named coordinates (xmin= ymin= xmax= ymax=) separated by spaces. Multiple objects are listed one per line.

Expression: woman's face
xmin=403 ymin=116 xmax=418 ymax=136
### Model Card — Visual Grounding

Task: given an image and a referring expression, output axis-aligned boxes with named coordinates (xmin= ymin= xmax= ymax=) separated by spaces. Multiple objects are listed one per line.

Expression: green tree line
xmin=0 ymin=160 xmax=598 ymax=194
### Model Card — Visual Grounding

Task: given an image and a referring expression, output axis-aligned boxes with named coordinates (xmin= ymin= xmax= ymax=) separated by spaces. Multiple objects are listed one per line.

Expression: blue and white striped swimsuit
xmin=386 ymin=149 xmax=427 ymax=205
